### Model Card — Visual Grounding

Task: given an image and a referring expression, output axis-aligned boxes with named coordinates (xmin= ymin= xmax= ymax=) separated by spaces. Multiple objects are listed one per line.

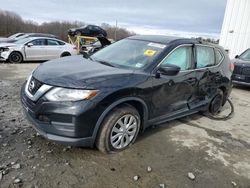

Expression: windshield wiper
xmin=95 ymin=60 xmax=115 ymax=67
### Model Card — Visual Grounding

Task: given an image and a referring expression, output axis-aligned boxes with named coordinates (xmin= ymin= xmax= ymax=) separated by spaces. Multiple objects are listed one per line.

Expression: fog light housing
xmin=38 ymin=115 xmax=50 ymax=122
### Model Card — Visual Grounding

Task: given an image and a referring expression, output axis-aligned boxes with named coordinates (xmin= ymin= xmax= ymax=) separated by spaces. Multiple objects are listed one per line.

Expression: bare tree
xmin=0 ymin=10 xmax=135 ymax=41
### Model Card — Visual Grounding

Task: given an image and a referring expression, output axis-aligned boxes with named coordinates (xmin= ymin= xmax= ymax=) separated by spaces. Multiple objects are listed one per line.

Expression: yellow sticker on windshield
xmin=144 ymin=49 xmax=157 ymax=57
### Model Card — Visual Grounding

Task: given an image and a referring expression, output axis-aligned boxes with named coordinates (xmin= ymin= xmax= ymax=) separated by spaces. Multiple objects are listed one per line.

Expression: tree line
xmin=0 ymin=10 xmax=135 ymax=41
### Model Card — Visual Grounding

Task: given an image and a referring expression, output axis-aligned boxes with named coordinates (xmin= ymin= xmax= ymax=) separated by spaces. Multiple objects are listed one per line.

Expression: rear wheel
xmin=209 ymin=90 xmax=224 ymax=115
xmin=96 ymin=105 xmax=141 ymax=153
xmin=9 ymin=52 xmax=23 ymax=63
xmin=60 ymin=52 xmax=71 ymax=57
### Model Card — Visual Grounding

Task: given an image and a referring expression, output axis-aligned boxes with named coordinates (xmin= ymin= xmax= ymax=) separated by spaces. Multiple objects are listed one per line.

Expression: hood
xmin=33 ymin=55 xmax=134 ymax=89
xmin=0 ymin=39 xmax=15 ymax=43
xmin=69 ymin=28 xmax=77 ymax=31
xmin=0 ymin=43 xmax=17 ymax=48
xmin=233 ymin=58 xmax=250 ymax=65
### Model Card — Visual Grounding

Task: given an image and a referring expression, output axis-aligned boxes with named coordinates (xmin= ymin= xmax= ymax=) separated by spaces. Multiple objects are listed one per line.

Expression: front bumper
xmin=20 ymin=83 xmax=101 ymax=147
xmin=0 ymin=51 xmax=9 ymax=61
xmin=232 ymin=74 xmax=250 ymax=86
xmin=23 ymin=108 xmax=93 ymax=146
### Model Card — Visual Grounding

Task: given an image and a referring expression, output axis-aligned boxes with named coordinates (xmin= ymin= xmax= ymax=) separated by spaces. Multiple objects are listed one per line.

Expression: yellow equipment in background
xmin=68 ymin=35 xmax=97 ymax=53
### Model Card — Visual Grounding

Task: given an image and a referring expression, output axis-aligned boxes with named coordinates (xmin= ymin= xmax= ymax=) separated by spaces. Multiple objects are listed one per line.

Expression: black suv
xmin=232 ymin=48 xmax=250 ymax=86
xmin=68 ymin=25 xmax=107 ymax=37
xmin=21 ymin=35 xmax=233 ymax=153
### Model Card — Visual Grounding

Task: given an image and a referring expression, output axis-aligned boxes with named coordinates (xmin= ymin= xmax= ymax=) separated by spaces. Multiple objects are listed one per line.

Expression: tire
xmin=9 ymin=52 xmax=23 ymax=63
xmin=96 ymin=104 xmax=141 ymax=153
xmin=60 ymin=52 xmax=71 ymax=57
xmin=209 ymin=89 xmax=224 ymax=115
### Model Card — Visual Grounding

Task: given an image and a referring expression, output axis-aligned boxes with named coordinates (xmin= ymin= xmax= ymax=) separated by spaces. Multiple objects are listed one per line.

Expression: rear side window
xmin=196 ymin=46 xmax=215 ymax=68
xmin=47 ymin=40 xmax=60 ymax=46
xmin=215 ymin=49 xmax=224 ymax=65
xmin=161 ymin=46 xmax=192 ymax=71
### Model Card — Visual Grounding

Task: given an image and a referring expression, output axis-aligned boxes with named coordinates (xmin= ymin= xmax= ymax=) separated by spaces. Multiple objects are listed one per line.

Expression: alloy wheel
xmin=110 ymin=114 xmax=139 ymax=149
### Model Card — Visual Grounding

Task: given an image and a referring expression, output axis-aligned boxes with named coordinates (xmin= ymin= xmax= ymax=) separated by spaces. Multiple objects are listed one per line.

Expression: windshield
xmin=14 ymin=37 xmax=31 ymax=44
xmin=239 ymin=49 xmax=250 ymax=61
xmin=91 ymin=39 xmax=166 ymax=69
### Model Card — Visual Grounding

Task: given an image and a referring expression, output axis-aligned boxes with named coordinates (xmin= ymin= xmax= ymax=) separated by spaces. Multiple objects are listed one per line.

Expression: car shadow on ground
xmin=233 ymin=84 xmax=250 ymax=91
xmin=0 ymin=61 xmax=45 ymax=64
xmin=136 ymin=113 xmax=204 ymax=144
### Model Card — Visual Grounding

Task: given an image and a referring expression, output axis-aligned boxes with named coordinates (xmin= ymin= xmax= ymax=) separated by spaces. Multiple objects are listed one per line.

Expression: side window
xmin=196 ymin=46 xmax=215 ymax=68
xmin=47 ymin=40 xmax=60 ymax=46
xmin=161 ymin=46 xmax=192 ymax=71
xmin=94 ymin=26 xmax=100 ymax=31
xmin=31 ymin=39 xmax=46 ymax=46
xmin=57 ymin=41 xmax=65 ymax=45
xmin=87 ymin=25 xmax=94 ymax=30
xmin=215 ymin=49 xmax=224 ymax=65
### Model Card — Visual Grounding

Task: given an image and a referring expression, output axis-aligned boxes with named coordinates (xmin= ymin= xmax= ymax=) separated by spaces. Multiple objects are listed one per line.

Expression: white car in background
xmin=0 ymin=37 xmax=77 ymax=63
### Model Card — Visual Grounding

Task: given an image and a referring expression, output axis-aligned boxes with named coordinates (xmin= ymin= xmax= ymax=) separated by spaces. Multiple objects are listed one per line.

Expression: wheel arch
xmin=219 ymin=85 xmax=228 ymax=105
xmin=91 ymin=97 xmax=149 ymax=145
xmin=8 ymin=51 xmax=24 ymax=61
xmin=60 ymin=51 xmax=71 ymax=57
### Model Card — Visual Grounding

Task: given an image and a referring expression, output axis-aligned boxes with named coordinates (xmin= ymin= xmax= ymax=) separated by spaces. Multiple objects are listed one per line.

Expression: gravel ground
xmin=0 ymin=63 xmax=250 ymax=188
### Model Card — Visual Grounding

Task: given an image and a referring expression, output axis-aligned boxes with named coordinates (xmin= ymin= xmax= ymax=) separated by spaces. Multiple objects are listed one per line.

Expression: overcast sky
xmin=0 ymin=0 xmax=227 ymax=38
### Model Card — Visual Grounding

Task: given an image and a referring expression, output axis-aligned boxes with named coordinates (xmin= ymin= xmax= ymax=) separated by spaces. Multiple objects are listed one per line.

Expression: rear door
xmin=151 ymin=45 xmax=198 ymax=119
xmin=190 ymin=45 xmax=222 ymax=108
xmin=46 ymin=39 xmax=64 ymax=59
xmin=24 ymin=39 xmax=47 ymax=60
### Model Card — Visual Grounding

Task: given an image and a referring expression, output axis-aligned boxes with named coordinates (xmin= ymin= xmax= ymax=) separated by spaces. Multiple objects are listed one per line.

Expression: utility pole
xmin=114 ymin=20 xmax=117 ymax=41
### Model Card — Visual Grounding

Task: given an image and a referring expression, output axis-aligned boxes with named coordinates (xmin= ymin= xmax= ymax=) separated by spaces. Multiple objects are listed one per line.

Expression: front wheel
xmin=9 ymin=52 xmax=23 ymax=63
xmin=96 ymin=105 xmax=141 ymax=153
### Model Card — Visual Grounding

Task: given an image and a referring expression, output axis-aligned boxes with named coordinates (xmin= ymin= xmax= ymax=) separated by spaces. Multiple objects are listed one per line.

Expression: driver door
xmin=151 ymin=45 xmax=198 ymax=119
xmin=24 ymin=39 xmax=47 ymax=60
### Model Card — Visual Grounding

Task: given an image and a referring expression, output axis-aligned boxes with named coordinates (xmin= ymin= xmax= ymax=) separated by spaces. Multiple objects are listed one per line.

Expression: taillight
xmin=229 ymin=62 xmax=234 ymax=72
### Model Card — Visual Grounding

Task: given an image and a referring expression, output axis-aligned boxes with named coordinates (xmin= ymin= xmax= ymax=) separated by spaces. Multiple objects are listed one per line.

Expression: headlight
xmin=0 ymin=47 xmax=9 ymax=52
xmin=45 ymin=87 xmax=98 ymax=102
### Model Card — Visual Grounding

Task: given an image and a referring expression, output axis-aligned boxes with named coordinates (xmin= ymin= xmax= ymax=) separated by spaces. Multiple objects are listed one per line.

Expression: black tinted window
xmin=196 ymin=46 xmax=215 ymax=68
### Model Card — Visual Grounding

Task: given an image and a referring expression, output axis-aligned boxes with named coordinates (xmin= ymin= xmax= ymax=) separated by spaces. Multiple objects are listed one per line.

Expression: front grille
xmin=242 ymin=67 xmax=250 ymax=76
xmin=28 ymin=77 xmax=43 ymax=95
xmin=233 ymin=65 xmax=242 ymax=74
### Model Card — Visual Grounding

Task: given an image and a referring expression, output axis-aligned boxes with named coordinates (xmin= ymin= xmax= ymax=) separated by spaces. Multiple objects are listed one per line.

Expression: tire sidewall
xmin=98 ymin=105 xmax=141 ymax=153
xmin=9 ymin=52 xmax=23 ymax=63
xmin=209 ymin=90 xmax=223 ymax=115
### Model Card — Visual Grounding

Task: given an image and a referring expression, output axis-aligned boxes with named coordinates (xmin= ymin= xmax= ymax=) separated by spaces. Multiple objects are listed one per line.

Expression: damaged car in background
xmin=0 ymin=37 xmax=77 ymax=63
xmin=68 ymin=25 xmax=107 ymax=37
xmin=232 ymin=48 xmax=250 ymax=86
xmin=21 ymin=35 xmax=233 ymax=153
xmin=80 ymin=36 xmax=112 ymax=56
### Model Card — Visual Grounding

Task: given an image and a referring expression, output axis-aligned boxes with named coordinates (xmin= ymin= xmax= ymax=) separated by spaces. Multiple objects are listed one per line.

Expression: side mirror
xmin=235 ymin=55 xmax=239 ymax=59
xmin=157 ymin=64 xmax=181 ymax=76
xmin=27 ymin=43 xmax=33 ymax=47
